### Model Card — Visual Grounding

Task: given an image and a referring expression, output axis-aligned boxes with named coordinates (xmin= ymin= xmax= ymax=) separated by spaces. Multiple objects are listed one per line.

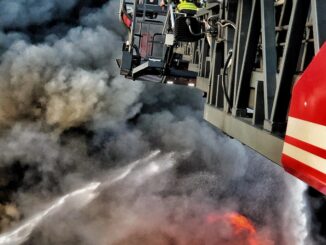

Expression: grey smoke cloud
xmin=0 ymin=32 xmax=30 ymax=53
xmin=0 ymin=0 xmax=78 ymax=29
xmin=81 ymin=0 xmax=127 ymax=38
xmin=0 ymin=25 xmax=143 ymax=130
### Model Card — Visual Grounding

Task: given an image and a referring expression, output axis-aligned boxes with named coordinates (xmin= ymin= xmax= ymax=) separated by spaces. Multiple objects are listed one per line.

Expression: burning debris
xmin=0 ymin=0 xmax=323 ymax=245
xmin=108 ymin=211 xmax=266 ymax=245
xmin=206 ymin=212 xmax=259 ymax=245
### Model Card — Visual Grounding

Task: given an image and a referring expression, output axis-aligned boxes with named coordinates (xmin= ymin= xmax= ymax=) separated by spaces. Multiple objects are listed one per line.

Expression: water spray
xmin=0 ymin=150 xmax=177 ymax=245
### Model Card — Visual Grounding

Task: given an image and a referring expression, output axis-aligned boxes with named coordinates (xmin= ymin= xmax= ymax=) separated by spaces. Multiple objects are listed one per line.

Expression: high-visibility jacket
xmin=176 ymin=0 xmax=197 ymax=12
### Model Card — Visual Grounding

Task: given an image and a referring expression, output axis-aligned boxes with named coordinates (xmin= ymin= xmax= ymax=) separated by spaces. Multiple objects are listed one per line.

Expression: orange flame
xmin=206 ymin=212 xmax=260 ymax=245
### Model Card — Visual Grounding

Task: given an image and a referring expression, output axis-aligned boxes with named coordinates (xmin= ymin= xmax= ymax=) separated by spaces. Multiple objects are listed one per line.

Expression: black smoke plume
xmin=0 ymin=0 xmax=321 ymax=244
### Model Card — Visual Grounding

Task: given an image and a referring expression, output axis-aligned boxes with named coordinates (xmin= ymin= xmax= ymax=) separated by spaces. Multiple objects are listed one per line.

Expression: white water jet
xmin=100 ymin=150 xmax=161 ymax=188
xmin=0 ymin=182 xmax=100 ymax=245
xmin=0 ymin=150 xmax=176 ymax=245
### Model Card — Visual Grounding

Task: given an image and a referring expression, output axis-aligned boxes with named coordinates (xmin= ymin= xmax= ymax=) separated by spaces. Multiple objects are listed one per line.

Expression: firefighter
xmin=160 ymin=0 xmax=198 ymax=15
